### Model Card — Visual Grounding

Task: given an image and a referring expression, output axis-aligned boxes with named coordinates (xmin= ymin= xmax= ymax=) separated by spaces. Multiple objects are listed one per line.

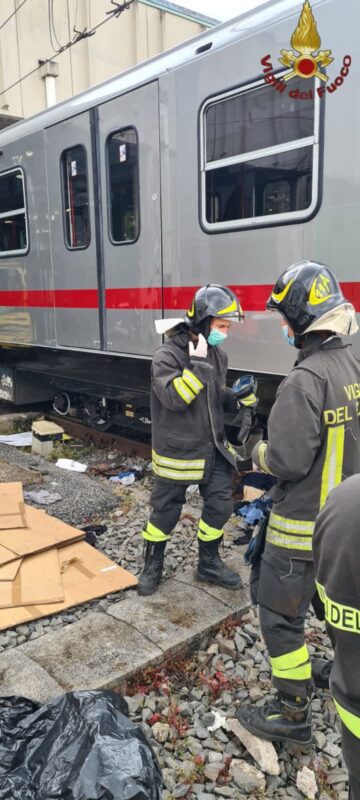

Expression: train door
xmin=98 ymin=81 xmax=162 ymax=355
xmin=45 ymin=112 xmax=101 ymax=350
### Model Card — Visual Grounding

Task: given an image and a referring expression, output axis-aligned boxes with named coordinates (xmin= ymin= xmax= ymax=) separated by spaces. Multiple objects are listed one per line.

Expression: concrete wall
xmin=0 ymin=0 xmax=210 ymax=122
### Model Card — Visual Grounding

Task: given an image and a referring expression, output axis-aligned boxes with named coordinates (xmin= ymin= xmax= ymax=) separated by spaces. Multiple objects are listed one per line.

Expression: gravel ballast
xmin=0 ymin=436 xmax=349 ymax=799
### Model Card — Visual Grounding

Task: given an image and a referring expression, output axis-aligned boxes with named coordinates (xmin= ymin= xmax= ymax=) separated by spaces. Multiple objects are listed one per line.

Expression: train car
xmin=0 ymin=0 xmax=357 ymax=431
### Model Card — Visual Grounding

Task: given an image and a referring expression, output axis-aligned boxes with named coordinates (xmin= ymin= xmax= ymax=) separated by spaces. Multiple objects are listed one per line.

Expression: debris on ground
xmin=227 ymin=717 xmax=280 ymax=775
xmin=0 ymin=427 xmax=349 ymax=799
xmin=0 ymin=691 xmax=162 ymax=800
xmin=24 ymin=489 xmax=62 ymax=505
xmin=0 ymin=444 xmax=118 ymax=524
xmin=90 ymin=462 xmax=145 ymax=483
xmin=296 ymin=765 xmax=318 ymax=799
xmin=0 ymin=431 xmax=33 ymax=447
xmin=123 ymin=606 xmax=347 ymax=800
xmin=55 ymin=458 xmax=87 ymax=472
xmin=0 ymin=458 xmax=43 ymax=485
xmin=110 ymin=470 xmax=137 ymax=485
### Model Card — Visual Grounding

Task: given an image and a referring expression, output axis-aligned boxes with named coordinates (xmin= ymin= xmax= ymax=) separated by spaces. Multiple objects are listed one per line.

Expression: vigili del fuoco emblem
xmin=261 ymin=0 xmax=351 ymax=98
xmin=278 ymin=0 xmax=333 ymax=81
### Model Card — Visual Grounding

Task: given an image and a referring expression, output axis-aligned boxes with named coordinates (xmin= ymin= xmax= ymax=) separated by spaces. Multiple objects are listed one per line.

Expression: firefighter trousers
xmin=342 ymin=723 xmax=360 ymax=800
xmin=256 ymin=547 xmax=315 ymax=698
xmin=142 ymin=452 xmax=233 ymax=543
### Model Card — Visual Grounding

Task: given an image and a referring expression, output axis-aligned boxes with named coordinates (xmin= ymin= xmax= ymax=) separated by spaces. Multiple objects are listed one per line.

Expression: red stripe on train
xmin=0 ymin=283 xmax=358 ymax=311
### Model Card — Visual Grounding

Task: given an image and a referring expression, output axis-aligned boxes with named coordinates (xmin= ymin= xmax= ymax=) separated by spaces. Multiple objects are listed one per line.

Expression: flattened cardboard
xmin=0 ymin=549 xmax=64 ymax=608
xmin=0 ymin=506 xmax=84 ymax=564
xmin=0 ymin=559 xmax=22 ymax=581
xmin=0 ymin=483 xmax=27 ymax=530
xmin=243 ymin=485 xmax=265 ymax=502
xmin=0 ymin=541 xmax=138 ymax=630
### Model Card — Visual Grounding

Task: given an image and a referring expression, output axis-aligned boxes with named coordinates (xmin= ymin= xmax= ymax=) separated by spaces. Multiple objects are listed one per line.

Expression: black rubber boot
xmin=312 ymin=658 xmax=332 ymax=690
xmin=237 ymin=692 xmax=312 ymax=745
xmin=137 ymin=541 xmax=166 ymax=596
xmin=197 ymin=538 xmax=242 ymax=589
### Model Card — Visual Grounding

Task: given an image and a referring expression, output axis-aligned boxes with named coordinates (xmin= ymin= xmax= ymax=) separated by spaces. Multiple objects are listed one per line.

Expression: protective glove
xmin=232 ymin=374 xmax=258 ymax=410
xmin=189 ymin=333 xmax=208 ymax=359
xmin=236 ymin=408 xmax=254 ymax=445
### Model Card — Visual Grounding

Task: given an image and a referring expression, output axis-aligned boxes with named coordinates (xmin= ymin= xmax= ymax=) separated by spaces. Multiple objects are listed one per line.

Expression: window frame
xmin=199 ymin=72 xmax=322 ymax=233
xmin=60 ymin=143 xmax=91 ymax=251
xmin=105 ymin=125 xmax=141 ymax=247
xmin=0 ymin=166 xmax=29 ymax=257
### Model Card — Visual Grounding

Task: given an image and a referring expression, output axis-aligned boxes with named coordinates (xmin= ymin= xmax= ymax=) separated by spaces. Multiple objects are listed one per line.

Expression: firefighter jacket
xmin=253 ymin=336 xmax=360 ymax=560
xmin=313 ymin=475 xmax=360 ymax=739
xmin=150 ymin=328 xmax=239 ymax=483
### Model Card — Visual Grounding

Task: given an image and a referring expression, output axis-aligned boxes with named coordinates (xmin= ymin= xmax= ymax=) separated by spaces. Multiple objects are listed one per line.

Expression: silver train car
xmin=0 ymin=0 xmax=357 ymax=428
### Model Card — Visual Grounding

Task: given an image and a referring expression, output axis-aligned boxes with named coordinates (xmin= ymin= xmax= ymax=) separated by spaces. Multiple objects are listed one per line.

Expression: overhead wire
xmin=73 ymin=0 xmax=80 ymax=34
xmin=48 ymin=0 xmax=63 ymax=51
xmin=0 ymin=0 xmax=31 ymax=32
xmin=0 ymin=0 xmax=135 ymax=100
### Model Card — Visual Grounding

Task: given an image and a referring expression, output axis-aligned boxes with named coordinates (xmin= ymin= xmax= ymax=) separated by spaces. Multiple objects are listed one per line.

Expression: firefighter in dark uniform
xmin=237 ymin=261 xmax=360 ymax=745
xmin=137 ymin=284 xmax=257 ymax=596
xmin=314 ymin=476 xmax=360 ymax=800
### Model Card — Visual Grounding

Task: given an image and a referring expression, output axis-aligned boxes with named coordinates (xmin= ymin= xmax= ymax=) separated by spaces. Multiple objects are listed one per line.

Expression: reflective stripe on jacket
xmin=150 ymin=328 xmax=238 ymax=483
xmin=313 ymin=476 xmax=360 ymax=737
xmin=253 ymin=336 xmax=360 ymax=559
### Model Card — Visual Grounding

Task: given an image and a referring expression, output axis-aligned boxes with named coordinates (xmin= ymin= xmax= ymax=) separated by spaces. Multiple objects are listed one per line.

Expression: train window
xmin=201 ymin=76 xmax=320 ymax=231
xmin=0 ymin=169 xmax=28 ymax=255
xmin=61 ymin=145 xmax=90 ymax=249
xmin=107 ymin=128 xmax=139 ymax=244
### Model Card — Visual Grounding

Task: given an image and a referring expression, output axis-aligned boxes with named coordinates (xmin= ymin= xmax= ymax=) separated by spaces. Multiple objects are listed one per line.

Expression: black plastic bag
xmin=244 ymin=514 xmax=270 ymax=605
xmin=244 ymin=513 xmax=269 ymax=568
xmin=0 ymin=691 xmax=163 ymax=800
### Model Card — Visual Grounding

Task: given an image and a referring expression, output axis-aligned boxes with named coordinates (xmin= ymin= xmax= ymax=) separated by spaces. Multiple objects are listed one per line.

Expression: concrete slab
xmin=174 ymin=558 xmax=250 ymax=611
xmin=107 ymin=577 xmax=249 ymax=655
xmin=0 ymin=650 xmax=63 ymax=703
xmin=20 ymin=612 xmax=163 ymax=691
xmin=0 ymin=411 xmax=42 ymax=434
xmin=0 ymin=458 xmax=43 ymax=486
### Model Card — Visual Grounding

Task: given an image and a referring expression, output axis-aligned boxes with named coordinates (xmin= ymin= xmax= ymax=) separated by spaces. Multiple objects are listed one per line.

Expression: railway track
xmin=45 ymin=413 xmax=152 ymax=459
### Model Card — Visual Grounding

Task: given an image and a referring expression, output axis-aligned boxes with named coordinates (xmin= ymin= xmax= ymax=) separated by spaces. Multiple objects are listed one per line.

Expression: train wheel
xmin=83 ymin=397 xmax=113 ymax=432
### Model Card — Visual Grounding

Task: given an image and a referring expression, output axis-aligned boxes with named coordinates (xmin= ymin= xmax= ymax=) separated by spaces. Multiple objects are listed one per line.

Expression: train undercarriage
xmin=0 ymin=346 xmax=282 ymax=441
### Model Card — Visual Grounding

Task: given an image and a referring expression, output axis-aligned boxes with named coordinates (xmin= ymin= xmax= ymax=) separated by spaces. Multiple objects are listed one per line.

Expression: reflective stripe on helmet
xmin=216 ymin=299 xmax=238 ymax=316
xmin=271 ymin=278 xmax=294 ymax=304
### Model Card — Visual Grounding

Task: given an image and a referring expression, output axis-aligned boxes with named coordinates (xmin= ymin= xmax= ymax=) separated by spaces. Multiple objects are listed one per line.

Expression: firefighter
xmin=137 ymin=284 xmax=257 ymax=597
xmin=237 ymin=261 xmax=360 ymax=745
xmin=313 ymin=476 xmax=360 ymax=800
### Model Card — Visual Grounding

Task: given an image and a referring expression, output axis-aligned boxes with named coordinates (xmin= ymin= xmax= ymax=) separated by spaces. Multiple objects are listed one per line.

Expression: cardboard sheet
xmin=243 ymin=485 xmax=265 ymax=502
xmin=0 ymin=559 xmax=22 ymax=581
xmin=0 ymin=482 xmax=27 ymax=529
xmin=0 ymin=505 xmax=85 ymax=565
xmin=0 ymin=548 xmax=64 ymax=608
xmin=0 ymin=541 xmax=138 ymax=630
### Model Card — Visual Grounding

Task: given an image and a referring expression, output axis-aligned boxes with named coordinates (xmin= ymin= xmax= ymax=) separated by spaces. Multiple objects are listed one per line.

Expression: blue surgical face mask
xmin=281 ymin=324 xmax=295 ymax=347
xmin=207 ymin=328 xmax=228 ymax=347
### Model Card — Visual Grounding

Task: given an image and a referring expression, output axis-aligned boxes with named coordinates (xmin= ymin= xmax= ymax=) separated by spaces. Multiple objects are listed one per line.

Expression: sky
xmin=183 ymin=0 xmax=266 ymax=21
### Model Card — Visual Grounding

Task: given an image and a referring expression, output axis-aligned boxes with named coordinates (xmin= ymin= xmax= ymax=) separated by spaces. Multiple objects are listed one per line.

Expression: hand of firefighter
xmin=189 ymin=333 xmax=208 ymax=359
xmin=232 ymin=374 xmax=258 ymax=412
xmin=236 ymin=407 xmax=255 ymax=445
